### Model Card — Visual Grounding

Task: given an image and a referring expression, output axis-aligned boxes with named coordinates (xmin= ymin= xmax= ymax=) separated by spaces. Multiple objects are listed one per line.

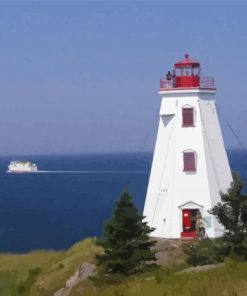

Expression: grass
xmin=0 ymin=249 xmax=63 ymax=296
xmin=0 ymin=238 xmax=102 ymax=296
xmin=2 ymin=239 xmax=247 ymax=296
xmin=71 ymin=259 xmax=247 ymax=296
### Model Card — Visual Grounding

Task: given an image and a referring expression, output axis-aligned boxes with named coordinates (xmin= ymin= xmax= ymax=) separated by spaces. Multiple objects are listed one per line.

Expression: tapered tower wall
xmin=144 ymin=89 xmax=232 ymax=238
xmin=199 ymin=98 xmax=232 ymax=237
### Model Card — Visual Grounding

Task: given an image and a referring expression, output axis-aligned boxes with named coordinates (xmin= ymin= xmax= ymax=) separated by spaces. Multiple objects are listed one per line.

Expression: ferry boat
xmin=7 ymin=161 xmax=38 ymax=173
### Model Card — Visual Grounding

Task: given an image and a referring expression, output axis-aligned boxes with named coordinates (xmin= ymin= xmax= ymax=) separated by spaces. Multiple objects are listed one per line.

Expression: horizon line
xmin=0 ymin=148 xmax=244 ymax=158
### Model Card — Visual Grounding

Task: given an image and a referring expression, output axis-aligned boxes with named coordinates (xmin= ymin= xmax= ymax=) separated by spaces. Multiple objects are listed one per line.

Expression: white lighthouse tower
xmin=143 ymin=54 xmax=232 ymax=239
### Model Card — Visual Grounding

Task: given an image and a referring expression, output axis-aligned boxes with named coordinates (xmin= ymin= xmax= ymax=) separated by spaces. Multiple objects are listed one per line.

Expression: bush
xmin=210 ymin=175 xmax=247 ymax=261
xmin=15 ymin=267 xmax=42 ymax=295
xmin=58 ymin=263 xmax=64 ymax=269
xmin=29 ymin=267 xmax=42 ymax=276
xmin=213 ymin=235 xmax=247 ymax=261
xmin=184 ymin=238 xmax=224 ymax=266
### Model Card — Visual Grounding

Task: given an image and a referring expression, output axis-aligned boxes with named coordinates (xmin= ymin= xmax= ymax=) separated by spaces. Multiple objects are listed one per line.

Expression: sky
xmin=0 ymin=0 xmax=247 ymax=155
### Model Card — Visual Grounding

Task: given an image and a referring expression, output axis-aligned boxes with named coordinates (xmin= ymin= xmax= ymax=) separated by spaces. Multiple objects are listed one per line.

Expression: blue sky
xmin=0 ymin=0 xmax=246 ymax=155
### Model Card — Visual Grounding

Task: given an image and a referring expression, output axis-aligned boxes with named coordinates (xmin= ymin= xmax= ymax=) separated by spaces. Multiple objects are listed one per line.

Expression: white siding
xmin=143 ymin=90 xmax=232 ymax=238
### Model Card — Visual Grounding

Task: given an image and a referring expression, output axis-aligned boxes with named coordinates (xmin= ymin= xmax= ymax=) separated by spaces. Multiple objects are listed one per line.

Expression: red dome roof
xmin=175 ymin=54 xmax=200 ymax=68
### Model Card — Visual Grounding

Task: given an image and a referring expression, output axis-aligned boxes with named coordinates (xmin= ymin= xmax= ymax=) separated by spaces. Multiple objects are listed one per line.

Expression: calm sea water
xmin=0 ymin=151 xmax=246 ymax=252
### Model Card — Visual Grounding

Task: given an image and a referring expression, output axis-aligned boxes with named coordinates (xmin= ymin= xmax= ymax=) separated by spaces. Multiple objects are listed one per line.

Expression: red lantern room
xmin=174 ymin=54 xmax=200 ymax=88
xmin=159 ymin=54 xmax=215 ymax=91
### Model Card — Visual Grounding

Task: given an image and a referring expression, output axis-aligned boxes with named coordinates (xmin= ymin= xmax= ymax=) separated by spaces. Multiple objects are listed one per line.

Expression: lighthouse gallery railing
xmin=159 ymin=76 xmax=215 ymax=90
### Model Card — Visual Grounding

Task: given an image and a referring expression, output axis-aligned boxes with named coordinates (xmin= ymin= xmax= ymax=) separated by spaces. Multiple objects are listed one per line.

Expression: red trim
xmin=159 ymin=87 xmax=216 ymax=91
xmin=175 ymin=54 xmax=200 ymax=68
xmin=175 ymin=62 xmax=200 ymax=68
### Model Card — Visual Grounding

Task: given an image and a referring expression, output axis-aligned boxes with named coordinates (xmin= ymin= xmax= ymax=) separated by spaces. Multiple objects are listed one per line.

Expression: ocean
xmin=0 ymin=151 xmax=246 ymax=253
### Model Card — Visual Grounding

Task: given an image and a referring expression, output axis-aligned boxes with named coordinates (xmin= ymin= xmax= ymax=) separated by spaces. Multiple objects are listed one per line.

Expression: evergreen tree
xmin=184 ymin=238 xmax=225 ymax=266
xmin=209 ymin=174 xmax=247 ymax=259
xmin=96 ymin=191 xmax=156 ymax=276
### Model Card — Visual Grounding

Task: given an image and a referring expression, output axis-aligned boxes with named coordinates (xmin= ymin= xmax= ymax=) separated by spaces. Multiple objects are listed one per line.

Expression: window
xmin=182 ymin=107 xmax=194 ymax=127
xmin=183 ymin=151 xmax=196 ymax=172
xmin=182 ymin=67 xmax=191 ymax=76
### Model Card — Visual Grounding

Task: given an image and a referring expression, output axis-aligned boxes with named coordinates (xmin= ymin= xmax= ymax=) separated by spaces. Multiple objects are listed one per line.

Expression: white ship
xmin=7 ymin=161 xmax=38 ymax=173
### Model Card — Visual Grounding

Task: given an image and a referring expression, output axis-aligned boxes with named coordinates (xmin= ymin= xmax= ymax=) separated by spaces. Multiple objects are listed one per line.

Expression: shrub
xmin=210 ymin=174 xmax=247 ymax=260
xmin=58 ymin=263 xmax=64 ymax=269
xmin=184 ymin=238 xmax=224 ymax=266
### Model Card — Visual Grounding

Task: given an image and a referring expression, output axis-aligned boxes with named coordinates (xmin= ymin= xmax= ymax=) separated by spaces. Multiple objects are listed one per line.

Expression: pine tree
xmin=209 ymin=174 xmax=247 ymax=259
xmin=96 ymin=191 xmax=156 ymax=276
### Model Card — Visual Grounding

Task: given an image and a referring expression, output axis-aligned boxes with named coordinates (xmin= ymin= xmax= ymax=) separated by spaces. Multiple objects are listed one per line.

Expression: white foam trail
xmin=35 ymin=170 xmax=149 ymax=174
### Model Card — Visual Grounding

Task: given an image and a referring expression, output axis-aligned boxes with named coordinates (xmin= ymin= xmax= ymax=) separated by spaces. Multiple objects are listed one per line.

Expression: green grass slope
xmin=2 ymin=239 xmax=247 ymax=296
xmin=0 ymin=238 xmax=101 ymax=296
xmin=72 ymin=259 xmax=247 ymax=296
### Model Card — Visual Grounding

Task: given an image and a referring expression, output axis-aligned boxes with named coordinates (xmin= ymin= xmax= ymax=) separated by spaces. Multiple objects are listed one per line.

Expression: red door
xmin=183 ymin=209 xmax=192 ymax=231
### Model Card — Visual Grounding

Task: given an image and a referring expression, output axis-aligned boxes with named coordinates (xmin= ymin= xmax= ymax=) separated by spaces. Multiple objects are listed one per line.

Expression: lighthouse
xmin=143 ymin=54 xmax=232 ymax=239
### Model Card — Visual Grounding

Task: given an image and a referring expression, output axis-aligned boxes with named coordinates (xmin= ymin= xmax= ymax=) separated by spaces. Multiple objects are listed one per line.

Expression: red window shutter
xmin=184 ymin=152 xmax=196 ymax=171
xmin=182 ymin=108 xmax=194 ymax=126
